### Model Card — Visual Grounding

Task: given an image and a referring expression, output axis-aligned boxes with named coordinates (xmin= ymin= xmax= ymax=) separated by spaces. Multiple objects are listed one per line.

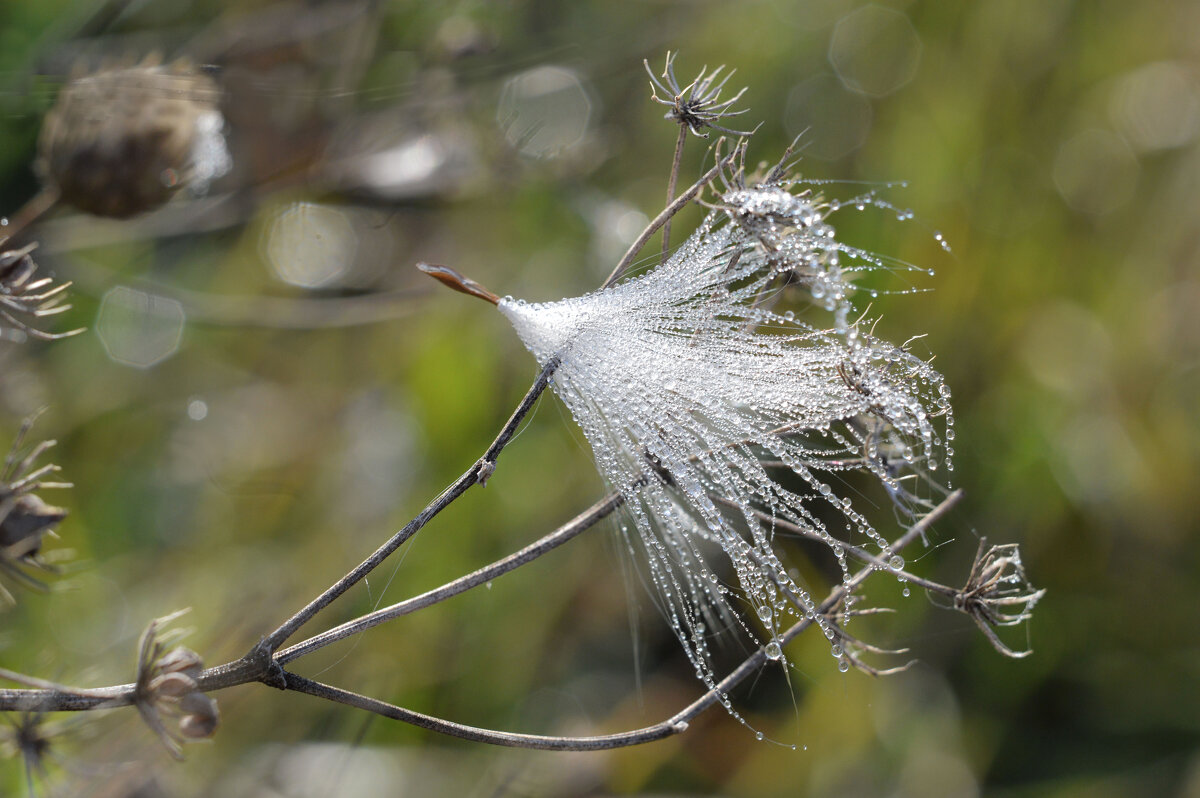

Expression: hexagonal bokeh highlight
xmin=96 ymin=286 xmax=186 ymax=368
xmin=264 ymin=202 xmax=357 ymax=289
xmin=830 ymin=5 xmax=922 ymax=98
xmin=1110 ymin=61 xmax=1200 ymax=152
xmin=1052 ymin=128 xmax=1139 ymax=216
xmin=785 ymin=72 xmax=874 ymax=161
xmin=497 ymin=65 xmax=592 ymax=158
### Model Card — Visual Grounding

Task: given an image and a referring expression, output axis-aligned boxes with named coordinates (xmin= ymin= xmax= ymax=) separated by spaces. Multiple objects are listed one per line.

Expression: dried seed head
xmin=955 ymin=539 xmax=1046 ymax=658
xmin=37 ymin=57 xmax=231 ymax=218
xmin=645 ymin=51 xmax=753 ymax=137
xmin=0 ymin=244 xmax=82 ymax=341
xmin=0 ymin=494 xmax=67 ymax=555
xmin=134 ymin=611 xmax=219 ymax=757
xmin=0 ymin=415 xmax=71 ymax=603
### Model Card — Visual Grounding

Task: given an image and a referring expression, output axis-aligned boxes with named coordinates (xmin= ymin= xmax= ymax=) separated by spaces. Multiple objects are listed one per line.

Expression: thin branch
xmin=255 ymin=357 xmax=560 ymax=657
xmin=660 ymin=126 xmax=687 ymax=265
xmin=0 ymin=668 xmax=119 ymax=700
xmin=0 ymin=490 xmax=964 ymax=749
xmin=601 ymin=141 xmax=742 ymax=289
xmin=276 ymin=491 xmax=626 ymax=665
xmin=1 ymin=188 xmax=60 ymax=246
xmin=283 ymin=492 xmax=965 ymax=751
xmin=285 ymin=672 xmax=682 ymax=750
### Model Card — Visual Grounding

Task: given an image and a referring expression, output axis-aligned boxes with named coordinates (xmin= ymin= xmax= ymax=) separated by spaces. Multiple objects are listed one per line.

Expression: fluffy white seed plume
xmin=495 ymin=146 xmax=955 ymax=687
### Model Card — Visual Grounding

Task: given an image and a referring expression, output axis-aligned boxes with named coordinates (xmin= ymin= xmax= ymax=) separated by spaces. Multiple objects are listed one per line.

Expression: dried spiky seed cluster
xmin=645 ymin=51 xmax=753 ymax=137
xmin=0 ymin=244 xmax=80 ymax=341
xmin=37 ymin=56 xmax=231 ymax=218
xmin=0 ymin=415 xmax=70 ymax=603
xmin=956 ymin=539 xmax=1046 ymax=657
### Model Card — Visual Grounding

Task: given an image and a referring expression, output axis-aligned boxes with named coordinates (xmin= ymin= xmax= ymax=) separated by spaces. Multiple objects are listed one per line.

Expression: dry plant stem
xmin=276 ymin=491 xmax=627 ymax=665
xmin=284 ymin=672 xmax=682 ymax=750
xmin=255 ymin=357 xmax=560 ymax=659
xmin=0 ymin=361 xmax=562 ymax=712
xmin=1 ymin=188 xmax=60 ymax=245
xmin=660 ymin=126 xmax=687 ymax=265
xmin=0 ymin=489 xmax=961 ymax=738
xmin=0 ymin=668 xmax=115 ymax=700
xmin=276 ymin=489 xmax=964 ymax=751
xmin=601 ymin=142 xmax=741 ymax=289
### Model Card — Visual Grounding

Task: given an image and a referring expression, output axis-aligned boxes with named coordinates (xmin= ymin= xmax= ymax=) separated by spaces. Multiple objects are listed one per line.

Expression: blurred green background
xmin=1 ymin=0 xmax=1197 ymax=795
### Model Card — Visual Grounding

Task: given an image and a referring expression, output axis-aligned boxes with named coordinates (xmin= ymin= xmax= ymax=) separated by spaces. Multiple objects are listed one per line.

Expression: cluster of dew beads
xmin=499 ymin=147 xmax=954 ymax=707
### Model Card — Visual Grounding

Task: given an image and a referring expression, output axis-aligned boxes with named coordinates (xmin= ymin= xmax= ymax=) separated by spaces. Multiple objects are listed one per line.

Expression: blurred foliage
xmin=0 ymin=0 xmax=1198 ymax=795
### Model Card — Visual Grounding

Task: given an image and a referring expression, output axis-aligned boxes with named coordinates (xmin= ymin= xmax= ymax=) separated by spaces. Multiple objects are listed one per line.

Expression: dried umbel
xmin=0 ymin=415 xmax=70 ymax=603
xmin=645 ymin=51 xmax=752 ymax=137
xmin=0 ymin=243 xmax=81 ymax=341
xmin=955 ymin=539 xmax=1046 ymax=657
xmin=37 ymin=57 xmax=232 ymax=218
xmin=133 ymin=611 xmax=219 ymax=758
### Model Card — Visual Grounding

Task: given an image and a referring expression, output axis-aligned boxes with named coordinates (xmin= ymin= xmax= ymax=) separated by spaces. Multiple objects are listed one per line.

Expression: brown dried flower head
xmin=37 ymin=55 xmax=231 ymax=218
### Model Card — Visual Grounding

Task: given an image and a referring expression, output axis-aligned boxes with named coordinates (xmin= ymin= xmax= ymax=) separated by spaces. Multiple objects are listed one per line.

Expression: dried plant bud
xmin=0 ymin=494 xmax=67 ymax=554
xmin=148 ymin=671 xmax=198 ymax=699
xmin=133 ymin=611 xmax=219 ymax=757
xmin=37 ymin=57 xmax=232 ymax=218
xmin=955 ymin=539 xmax=1046 ymax=658
xmin=0 ymin=244 xmax=82 ymax=341
xmin=0 ymin=415 xmax=71 ymax=603
xmin=177 ymin=692 xmax=219 ymax=740
xmin=155 ymin=646 xmax=203 ymax=681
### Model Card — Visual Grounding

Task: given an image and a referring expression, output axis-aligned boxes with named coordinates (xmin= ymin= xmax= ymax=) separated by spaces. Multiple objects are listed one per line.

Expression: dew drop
xmin=765 ymin=641 xmax=783 ymax=660
xmin=838 ymin=659 xmax=850 ymax=673
xmin=755 ymin=731 xmax=764 ymax=741
xmin=888 ymin=554 xmax=905 ymax=571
